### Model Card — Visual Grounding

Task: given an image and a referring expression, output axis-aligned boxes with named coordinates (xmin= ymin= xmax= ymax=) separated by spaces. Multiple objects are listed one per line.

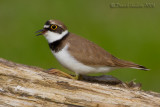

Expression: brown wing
xmin=63 ymin=33 xmax=148 ymax=70
xmin=66 ymin=33 xmax=120 ymax=67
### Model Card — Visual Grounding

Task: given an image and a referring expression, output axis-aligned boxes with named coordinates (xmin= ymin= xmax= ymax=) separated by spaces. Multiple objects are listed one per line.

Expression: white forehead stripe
xmin=44 ymin=25 xmax=50 ymax=28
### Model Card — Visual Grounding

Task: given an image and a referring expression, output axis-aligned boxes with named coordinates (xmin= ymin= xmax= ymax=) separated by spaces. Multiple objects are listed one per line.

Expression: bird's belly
xmin=51 ymin=45 xmax=114 ymax=75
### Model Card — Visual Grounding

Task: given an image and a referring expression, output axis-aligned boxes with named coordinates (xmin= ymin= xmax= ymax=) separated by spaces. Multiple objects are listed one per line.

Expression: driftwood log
xmin=0 ymin=58 xmax=160 ymax=107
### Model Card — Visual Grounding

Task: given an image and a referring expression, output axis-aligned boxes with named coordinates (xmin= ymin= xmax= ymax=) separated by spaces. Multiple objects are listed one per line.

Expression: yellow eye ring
xmin=50 ymin=24 xmax=57 ymax=30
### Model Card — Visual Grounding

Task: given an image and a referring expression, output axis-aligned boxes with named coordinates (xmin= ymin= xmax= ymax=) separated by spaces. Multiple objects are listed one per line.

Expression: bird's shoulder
xmin=65 ymin=33 xmax=116 ymax=66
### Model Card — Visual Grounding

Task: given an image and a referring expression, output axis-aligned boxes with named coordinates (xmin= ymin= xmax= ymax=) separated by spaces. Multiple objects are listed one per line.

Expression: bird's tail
xmin=130 ymin=65 xmax=150 ymax=71
xmin=112 ymin=56 xmax=150 ymax=71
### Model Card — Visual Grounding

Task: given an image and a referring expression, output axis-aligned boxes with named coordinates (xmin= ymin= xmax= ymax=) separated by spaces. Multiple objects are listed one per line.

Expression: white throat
xmin=44 ymin=30 xmax=68 ymax=43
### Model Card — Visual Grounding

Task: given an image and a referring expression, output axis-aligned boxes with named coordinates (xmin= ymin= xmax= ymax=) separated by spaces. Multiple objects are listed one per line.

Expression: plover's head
xmin=36 ymin=20 xmax=68 ymax=43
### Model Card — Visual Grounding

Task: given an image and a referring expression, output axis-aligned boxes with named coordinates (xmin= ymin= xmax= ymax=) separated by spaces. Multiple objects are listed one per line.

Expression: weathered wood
xmin=0 ymin=58 xmax=160 ymax=107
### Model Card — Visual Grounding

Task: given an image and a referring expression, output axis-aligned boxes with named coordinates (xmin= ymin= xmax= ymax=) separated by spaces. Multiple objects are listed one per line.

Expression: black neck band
xmin=49 ymin=32 xmax=69 ymax=52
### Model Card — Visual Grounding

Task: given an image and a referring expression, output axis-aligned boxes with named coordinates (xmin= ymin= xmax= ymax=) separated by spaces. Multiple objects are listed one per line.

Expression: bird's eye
xmin=50 ymin=24 xmax=57 ymax=30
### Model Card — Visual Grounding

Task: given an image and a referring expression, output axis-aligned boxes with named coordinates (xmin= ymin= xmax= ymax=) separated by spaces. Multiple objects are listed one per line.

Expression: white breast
xmin=51 ymin=44 xmax=114 ymax=75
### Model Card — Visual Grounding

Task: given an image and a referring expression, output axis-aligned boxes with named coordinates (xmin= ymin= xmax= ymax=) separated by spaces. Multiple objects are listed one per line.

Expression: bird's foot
xmin=45 ymin=68 xmax=76 ymax=79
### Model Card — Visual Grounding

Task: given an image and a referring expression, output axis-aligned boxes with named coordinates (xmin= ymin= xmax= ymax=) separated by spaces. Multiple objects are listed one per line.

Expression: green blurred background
xmin=0 ymin=0 xmax=159 ymax=92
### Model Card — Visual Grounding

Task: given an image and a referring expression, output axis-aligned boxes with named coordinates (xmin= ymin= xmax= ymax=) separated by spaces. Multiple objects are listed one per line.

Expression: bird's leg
xmin=74 ymin=74 xmax=85 ymax=80
xmin=45 ymin=69 xmax=84 ymax=80
xmin=45 ymin=68 xmax=76 ymax=79
xmin=74 ymin=74 xmax=79 ymax=80
xmin=76 ymin=74 xmax=83 ymax=80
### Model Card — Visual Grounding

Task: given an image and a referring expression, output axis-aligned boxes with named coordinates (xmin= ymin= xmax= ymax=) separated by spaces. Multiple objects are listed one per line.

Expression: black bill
xmin=35 ymin=29 xmax=44 ymax=36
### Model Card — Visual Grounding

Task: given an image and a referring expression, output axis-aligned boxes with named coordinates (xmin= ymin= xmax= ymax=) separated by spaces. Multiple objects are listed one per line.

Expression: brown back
xmin=63 ymin=33 xmax=138 ymax=67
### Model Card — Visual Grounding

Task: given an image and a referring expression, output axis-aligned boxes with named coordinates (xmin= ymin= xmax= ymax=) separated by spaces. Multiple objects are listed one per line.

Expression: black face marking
xmin=49 ymin=32 xmax=69 ymax=52
xmin=44 ymin=25 xmax=64 ymax=34
xmin=45 ymin=21 xmax=50 ymax=25
xmin=45 ymin=24 xmax=64 ymax=34
xmin=44 ymin=20 xmax=66 ymax=34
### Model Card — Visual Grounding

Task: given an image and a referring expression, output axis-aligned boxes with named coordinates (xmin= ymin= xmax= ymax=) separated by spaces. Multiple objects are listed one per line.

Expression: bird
xmin=36 ymin=19 xmax=149 ymax=79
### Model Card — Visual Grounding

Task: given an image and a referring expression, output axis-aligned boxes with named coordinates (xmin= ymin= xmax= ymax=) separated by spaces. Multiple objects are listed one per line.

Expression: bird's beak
xmin=35 ymin=29 xmax=44 ymax=36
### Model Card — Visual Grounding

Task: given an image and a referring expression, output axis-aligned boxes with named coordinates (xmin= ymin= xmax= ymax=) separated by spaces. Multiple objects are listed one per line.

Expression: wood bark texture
xmin=0 ymin=58 xmax=160 ymax=107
